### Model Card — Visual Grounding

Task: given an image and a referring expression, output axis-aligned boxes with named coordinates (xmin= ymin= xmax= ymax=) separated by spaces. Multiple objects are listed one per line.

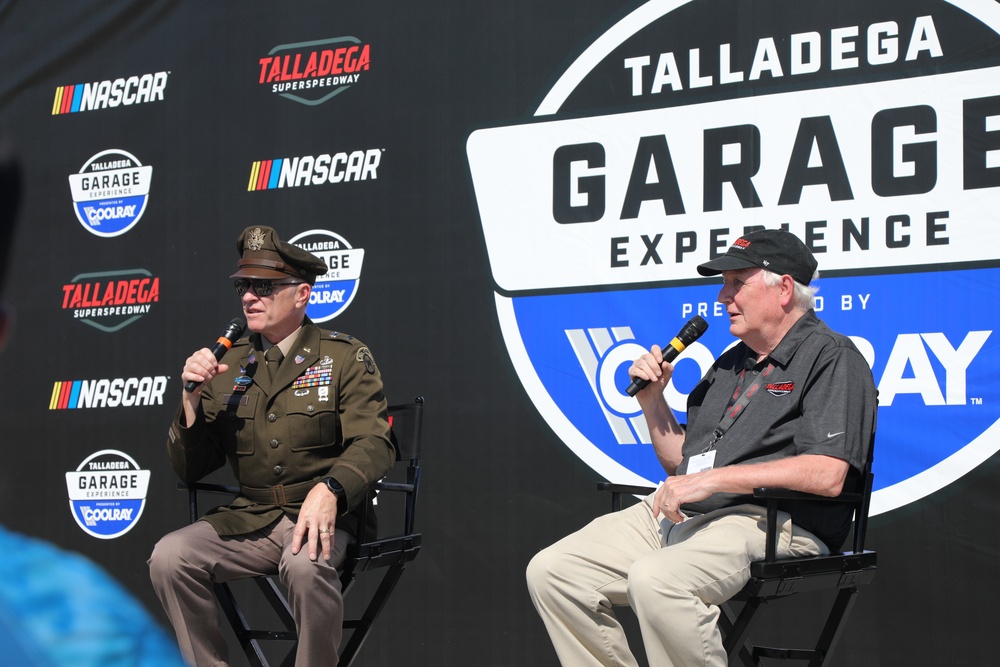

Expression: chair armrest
xmin=178 ymin=481 xmax=239 ymax=524
xmin=597 ymin=482 xmax=657 ymax=495
xmin=597 ymin=482 xmax=656 ymax=512
xmin=753 ymin=487 xmax=863 ymax=504
xmin=752 ymin=488 xmax=864 ymax=562
xmin=178 ymin=481 xmax=240 ymax=495
xmin=374 ymin=481 xmax=415 ymax=493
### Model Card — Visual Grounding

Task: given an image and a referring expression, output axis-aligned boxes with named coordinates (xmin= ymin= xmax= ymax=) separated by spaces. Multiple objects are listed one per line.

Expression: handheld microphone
xmin=625 ymin=316 xmax=709 ymax=397
xmin=183 ymin=317 xmax=247 ymax=393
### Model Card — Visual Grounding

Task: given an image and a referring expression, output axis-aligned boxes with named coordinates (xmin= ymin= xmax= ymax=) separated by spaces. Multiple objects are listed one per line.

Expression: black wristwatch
xmin=321 ymin=477 xmax=347 ymax=509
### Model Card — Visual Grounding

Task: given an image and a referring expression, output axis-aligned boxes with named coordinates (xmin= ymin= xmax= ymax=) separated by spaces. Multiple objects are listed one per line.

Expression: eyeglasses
xmin=234 ymin=278 xmax=303 ymax=297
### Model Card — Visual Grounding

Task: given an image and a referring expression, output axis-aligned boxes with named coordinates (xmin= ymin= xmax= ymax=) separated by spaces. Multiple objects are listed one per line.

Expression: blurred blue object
xmin=0 ymin=526 xmax=187 ymax=666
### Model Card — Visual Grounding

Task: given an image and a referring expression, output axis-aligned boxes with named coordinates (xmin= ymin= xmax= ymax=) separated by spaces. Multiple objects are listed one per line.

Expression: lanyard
xmin=705 ymin=359 xmax=775 ymax=451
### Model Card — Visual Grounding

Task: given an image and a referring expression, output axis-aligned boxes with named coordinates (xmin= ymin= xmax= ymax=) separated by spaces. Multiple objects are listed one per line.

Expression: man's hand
xmin=651 ymin=455 xmax=852 ymax=523
xmin=628 ymin=344 xmax=674 ymax=396
xmin=181 ymin=347 xmax=229 ymax=394
xmin=291 ymin=483 xmax=339 ymax=561
xmin=653 ymin=472 xmax=715 ymax=523
xmin=179 ymin=348 xmax=228 ymax=424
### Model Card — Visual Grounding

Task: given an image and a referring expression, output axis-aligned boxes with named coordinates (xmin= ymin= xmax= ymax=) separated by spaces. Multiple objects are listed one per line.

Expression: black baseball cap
xmin=697 ymin=230 xmax=817 ymax=286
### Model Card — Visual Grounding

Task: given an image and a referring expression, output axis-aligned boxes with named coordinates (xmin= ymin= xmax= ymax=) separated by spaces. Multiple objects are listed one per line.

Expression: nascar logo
xmin=248 ymin=150 xmax=381 ymax=191
xmin=52 ymin=72 xmax=169 ymax=114
xmin=50 ymin=376 xmax=168 ymax=409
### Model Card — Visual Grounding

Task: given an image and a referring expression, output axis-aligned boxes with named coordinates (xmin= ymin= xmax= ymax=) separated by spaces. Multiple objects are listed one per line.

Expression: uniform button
xmin=307 ymin=404 xmax=315 ymax=412
xmin=268 ymin=413 xmax=277 ymax=422
xmin=273 ymin=465 xmax=283 ymax=476
xmin=270 ymin=439 xmax=279 ymax=449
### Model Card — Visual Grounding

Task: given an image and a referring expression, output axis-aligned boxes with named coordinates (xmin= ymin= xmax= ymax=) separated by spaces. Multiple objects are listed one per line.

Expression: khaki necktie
xmin=265 ymin=346 xmax=283 ymax=382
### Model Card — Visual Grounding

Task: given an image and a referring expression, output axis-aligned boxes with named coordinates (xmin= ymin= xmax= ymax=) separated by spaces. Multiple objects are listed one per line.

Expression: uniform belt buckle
xmin=272 ymin=485 xmax=287 ymax=506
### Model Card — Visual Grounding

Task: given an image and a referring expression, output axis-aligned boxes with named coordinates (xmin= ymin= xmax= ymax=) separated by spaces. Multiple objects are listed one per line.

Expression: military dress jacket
xmin=167 ymin=319 xmax=395 ymax=540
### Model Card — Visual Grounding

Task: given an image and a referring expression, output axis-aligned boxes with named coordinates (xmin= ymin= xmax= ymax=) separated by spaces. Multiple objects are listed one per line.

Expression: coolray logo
xmin=67 ymin=149 xmax=152 ymax=237
xmin=52 ymin=71 xmax=169 ymax=114
xmin=467 ymin=0 xmax=1000 ymax=516
xmin=61 ymin=268 xmax=160 ymax=332
xmin=258 ymin=37 xmax=371 ymax=105
xmin=49 ymin=375 xmax=168 ymax=409
xmin=290 ymin=229 xmax=364 ymax=322
xmin=65 ymin=450 xmax=150 ymax=539
xmin=248 ymin=149 xmax=381 ymax=191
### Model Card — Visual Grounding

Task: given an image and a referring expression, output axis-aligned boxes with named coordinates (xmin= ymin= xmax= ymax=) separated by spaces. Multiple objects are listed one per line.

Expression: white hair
xmin=761 ymin=268 xmax=819 ymax=311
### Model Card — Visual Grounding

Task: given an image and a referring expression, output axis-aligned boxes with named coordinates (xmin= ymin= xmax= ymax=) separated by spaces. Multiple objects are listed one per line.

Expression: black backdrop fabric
xmin=1 ymin=1 xmax=999 ymax=665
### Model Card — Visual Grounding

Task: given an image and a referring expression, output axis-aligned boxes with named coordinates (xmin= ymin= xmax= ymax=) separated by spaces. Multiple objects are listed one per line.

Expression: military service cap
xmin=230 ymin=226 xmax=328 ymax=283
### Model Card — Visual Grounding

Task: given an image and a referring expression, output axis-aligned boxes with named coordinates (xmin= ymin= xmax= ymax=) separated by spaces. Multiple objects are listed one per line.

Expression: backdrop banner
xmin=1 ymin=1 xmax=998 ymax=665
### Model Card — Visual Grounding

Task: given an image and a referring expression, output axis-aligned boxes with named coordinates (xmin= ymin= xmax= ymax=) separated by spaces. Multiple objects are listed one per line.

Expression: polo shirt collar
xmin=761 ymin=309 xmax=820 ymax=368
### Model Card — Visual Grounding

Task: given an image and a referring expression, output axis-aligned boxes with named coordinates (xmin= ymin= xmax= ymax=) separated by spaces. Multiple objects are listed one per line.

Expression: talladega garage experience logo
xmin=290 ymin=229 xmax=365 ymax=322
xmin=65 ymin=450 xmax=150 ymax=539
xmin=467 ymin=0 xmax=1000 ymax=516
xmin=68 ymin=149 xmax=152 ymax=237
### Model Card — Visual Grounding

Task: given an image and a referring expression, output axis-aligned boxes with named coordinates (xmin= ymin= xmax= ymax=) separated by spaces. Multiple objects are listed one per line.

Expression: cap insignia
xmin=247 ymin=227 xmax=266 ymax=251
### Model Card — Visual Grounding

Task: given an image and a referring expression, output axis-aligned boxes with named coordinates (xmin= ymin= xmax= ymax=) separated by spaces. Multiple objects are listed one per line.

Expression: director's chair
xmin=599 ymin=424 xmax=876 ymax=666
xmin=180 ymin=396 xmax=424 ymax=667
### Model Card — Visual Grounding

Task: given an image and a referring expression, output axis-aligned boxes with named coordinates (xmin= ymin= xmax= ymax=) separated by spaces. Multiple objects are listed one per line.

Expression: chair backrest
xmin=388 ymin=397 xmax=424 ymax=463
xmin=757 ymin=401 xmax=877 ymax=562
xmin=368 ymin=396 xmax=424 ymax=537
xmin=848 ymin=413 xmax=876 ymax=554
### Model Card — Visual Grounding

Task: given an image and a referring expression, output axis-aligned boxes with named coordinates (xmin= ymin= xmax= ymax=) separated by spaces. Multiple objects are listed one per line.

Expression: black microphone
xmin=625 ymin=316 xmax=709 ymax=397
xmin=183 ymin=317 xmax=247 ymax=392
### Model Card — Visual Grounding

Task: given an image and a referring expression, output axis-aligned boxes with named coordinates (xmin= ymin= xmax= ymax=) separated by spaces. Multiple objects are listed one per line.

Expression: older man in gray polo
xmin=527 ymin=229 xmax=877 ymax=667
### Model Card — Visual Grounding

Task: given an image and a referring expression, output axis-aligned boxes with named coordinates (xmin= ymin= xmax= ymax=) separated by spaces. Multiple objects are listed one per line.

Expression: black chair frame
xmin=598 ymin=427 xmax=876 ymax=666
xmin=180 ymin=396 xmax=424 ymax=667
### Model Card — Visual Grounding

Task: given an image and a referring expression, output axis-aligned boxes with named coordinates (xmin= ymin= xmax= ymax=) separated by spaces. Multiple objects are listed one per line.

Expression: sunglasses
xmin=234 ymin=278 xmax=303 ymax=297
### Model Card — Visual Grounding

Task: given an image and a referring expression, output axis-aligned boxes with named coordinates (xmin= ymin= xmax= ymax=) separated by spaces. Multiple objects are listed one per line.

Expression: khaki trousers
xmin=526 ymin=498 xmax=826 ymax=667
xmin=149 ymin=516 xmax=351 ymax=667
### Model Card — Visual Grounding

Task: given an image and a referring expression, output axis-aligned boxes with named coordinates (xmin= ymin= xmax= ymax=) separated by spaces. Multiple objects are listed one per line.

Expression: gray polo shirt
xmin=676 ymin=310 xmax=877 ymax=549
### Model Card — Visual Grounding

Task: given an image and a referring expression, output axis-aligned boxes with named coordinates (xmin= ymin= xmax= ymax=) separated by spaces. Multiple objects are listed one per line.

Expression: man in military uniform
xmin=149 ymin=225 xmax=395 ymax=666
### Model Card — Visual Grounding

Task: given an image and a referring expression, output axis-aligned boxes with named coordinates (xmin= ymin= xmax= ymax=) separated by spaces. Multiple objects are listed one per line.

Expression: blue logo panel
xmin=69 ymin=498 xmax=144 ymax=539
xmin=308 ymin=279 xmax=358 ymax=321
xmin=508 ymin=268 xmax=1000 ymax=505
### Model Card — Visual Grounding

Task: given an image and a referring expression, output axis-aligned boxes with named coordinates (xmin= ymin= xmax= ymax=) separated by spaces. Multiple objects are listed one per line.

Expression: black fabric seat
xmin=180 ymin=396 xmax=424 ymax=667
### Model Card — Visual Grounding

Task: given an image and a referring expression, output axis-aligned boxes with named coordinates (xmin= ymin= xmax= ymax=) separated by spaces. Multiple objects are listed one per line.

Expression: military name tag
xmin=222 ymin=394 xmax=250 ymax=406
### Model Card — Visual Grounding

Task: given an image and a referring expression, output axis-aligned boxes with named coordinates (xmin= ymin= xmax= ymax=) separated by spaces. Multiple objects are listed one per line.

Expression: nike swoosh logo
xmin=827 ymin=431 xmax=845 ymax=439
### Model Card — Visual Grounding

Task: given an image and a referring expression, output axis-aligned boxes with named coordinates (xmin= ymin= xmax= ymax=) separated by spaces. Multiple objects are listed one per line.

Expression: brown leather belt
xmin=240 ymin=479 xmax=316 ymax=506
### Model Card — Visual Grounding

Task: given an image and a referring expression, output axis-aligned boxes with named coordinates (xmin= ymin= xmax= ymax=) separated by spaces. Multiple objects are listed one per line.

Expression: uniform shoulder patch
xmin=356 ymin=346 xmax=377 ymax=374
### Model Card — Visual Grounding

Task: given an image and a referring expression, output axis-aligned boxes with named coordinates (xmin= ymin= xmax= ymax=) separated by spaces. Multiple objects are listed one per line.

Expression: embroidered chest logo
xmin=765 ymin=382 xmax=795 ymax=397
